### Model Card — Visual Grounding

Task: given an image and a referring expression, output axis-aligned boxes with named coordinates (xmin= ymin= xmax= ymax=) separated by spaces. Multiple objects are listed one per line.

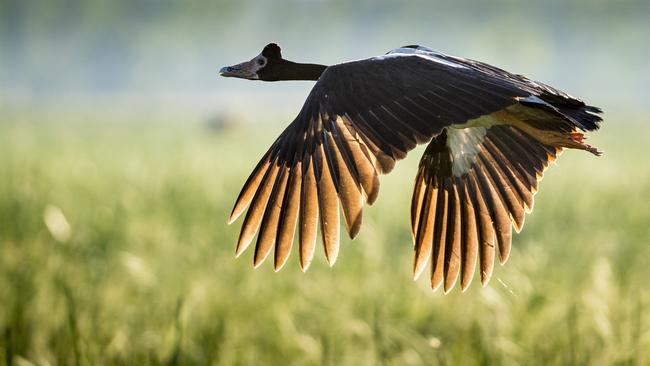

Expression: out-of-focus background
xmin=1 ymin=0 xmax=649 ymax=364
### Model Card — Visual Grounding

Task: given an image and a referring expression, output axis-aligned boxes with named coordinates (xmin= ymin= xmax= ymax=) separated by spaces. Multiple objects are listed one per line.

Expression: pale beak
xmin=219 ymin=59 xmax=259 ymax=80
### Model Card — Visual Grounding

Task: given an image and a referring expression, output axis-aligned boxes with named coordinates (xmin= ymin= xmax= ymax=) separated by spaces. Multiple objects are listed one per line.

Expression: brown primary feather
xmin=484 ymin=136 xmax=536 ymax=209
xmin=431 ymin=186 xmax=449 ymax=291
xmin=460 ymin=182 xmax=479 ymax=291
xmin=497 ymin=127 xmax=547 ymax=177
xmin=324 ymin=130 xmax=364 ymax=239
xmin=485 ymin=138 xmax=535 ymax=217
xmin=473 ymin=159 xmax=513 ymax=265
xmin=314 ymin=142 xmax=340 ymax=266
xmin=467 ymin=172 xmax=496 ymax=286
xmin=236 ymin=159 xmax=281 ymax=257
xmin=333 ymin=117 xmax=380 ymax=206
xmin=413 ymin=182 xmax=436 ymax=280
xmin=443 ymin=184 xmax=462 ymax=293
xmin=507 ymin=127 xmax=562 ymax=174
xmin=274 ymin=160 xmax=302 ymax=271
xmin=410 ymin=167 xmax=426 ymax=241
xmin=487 ymin=131 xmax=537 ymax=184
xmin=343 ymin=114 xmax=397 ymax=174
xmin=299 ymin=155 xmax=319 ymax=271
xmin=478 ymin=150 xmax=526 ymax=233
xmin=229 ymin=152 xmax=273 ymax=224
xmin=254 ymin=164 xmax=290 ymax=267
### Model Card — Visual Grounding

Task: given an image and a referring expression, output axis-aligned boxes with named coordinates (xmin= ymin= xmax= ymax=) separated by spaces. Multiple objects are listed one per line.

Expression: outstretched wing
xmin=411 ymin=124 xmax=564 ymax=293
xmin=229 ymin=50 xmax=557 ymax=271
xmin=405 ymin=48 xmax=603 ymax=293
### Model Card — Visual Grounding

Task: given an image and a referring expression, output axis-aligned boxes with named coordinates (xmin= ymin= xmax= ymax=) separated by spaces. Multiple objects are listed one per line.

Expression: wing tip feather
xmin=480 ymin=274 xmax=491 ymax=287
xmin=413 ymin=260 xmax=428 ymax=281
xmin=253 ymin=251 xmax=271 ymax=268
xmin=227 ymin=215 xmax=237 ymax=225
xmin=253 ymin=258 xmax=264 ymax=269
xmin=431 ymin=280 xmax=443 ymax=292
xmin=460 ymin=281 xmax=471 ymax=292
xmin=299 ymin=262 xmax=311 ymax=272
xmin=348 ymin=215 xmax=363 ymax=239
xmin=235 ymin=236 xmax=253 ymax=258
xmin=325 ymin=252 xmax=338 ymax=267
xmin=274 ymin=252 xmax=290 ymax=271
xmin=235 ymin=245 xmax=246 ymax=258
xmin=498 ymin=252 xmax=510 ymax=266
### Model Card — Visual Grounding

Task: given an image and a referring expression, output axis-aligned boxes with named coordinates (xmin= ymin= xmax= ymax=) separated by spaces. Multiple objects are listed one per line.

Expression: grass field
xmin=1 ymin=108 xmax=649 ymax=365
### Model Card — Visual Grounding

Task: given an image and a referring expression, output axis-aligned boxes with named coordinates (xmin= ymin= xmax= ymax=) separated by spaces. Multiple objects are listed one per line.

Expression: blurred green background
xmin=1 ymin=0 xmax=649 ymax=365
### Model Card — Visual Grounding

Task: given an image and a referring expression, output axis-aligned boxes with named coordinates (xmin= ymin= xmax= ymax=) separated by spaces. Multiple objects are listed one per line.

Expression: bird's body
xmin=220 ymin=43 xmax=602 ymax=293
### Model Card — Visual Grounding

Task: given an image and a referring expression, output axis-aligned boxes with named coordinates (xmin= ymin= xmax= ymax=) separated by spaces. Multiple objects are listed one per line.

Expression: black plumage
xmin=220 ymin=43 xmax=603 ymax=291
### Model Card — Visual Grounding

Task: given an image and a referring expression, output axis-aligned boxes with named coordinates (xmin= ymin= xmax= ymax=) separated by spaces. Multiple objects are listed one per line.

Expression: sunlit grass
xmin=0 ymin=110 xmax=649 ymax=365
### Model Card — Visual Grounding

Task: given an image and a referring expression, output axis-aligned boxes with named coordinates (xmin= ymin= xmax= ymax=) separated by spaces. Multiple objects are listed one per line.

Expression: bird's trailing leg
xmin=493 ymin=110 xmax=602 ymax=156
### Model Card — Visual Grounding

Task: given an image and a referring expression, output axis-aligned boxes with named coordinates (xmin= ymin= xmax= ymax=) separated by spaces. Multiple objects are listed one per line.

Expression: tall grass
xmin=0 ymin=110 xmax=648 ymax=365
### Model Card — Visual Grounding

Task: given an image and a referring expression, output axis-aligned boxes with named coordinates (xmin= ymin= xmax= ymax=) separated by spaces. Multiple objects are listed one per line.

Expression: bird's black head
xmin=219 ymin=43 xmax=284 ymax=81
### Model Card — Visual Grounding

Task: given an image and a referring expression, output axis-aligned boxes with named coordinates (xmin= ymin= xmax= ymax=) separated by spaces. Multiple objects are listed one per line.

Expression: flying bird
xmin=219 ymin=43 xmax=602 ymax=293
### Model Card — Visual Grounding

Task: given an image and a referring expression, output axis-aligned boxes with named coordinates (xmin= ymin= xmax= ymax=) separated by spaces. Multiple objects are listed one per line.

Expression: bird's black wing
xmin=411 ymin=124 xmax=564 ymax=293
xmin=402 ymin=51 xmax=602 ymax=293
xmin=229 ymin=54 xmax=541 ymax=271
xmin=434 ymin=52 xmax=603 ymax=131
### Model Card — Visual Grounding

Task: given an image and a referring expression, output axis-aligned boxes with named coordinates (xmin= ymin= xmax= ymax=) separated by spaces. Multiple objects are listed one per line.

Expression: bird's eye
xmin=257 ymin=58 xmax=265 ymax=66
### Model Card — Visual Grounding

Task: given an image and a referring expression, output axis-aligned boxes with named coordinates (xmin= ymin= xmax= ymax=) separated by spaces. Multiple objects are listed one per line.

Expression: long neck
xmin=276 ymin=60 xmax=328 ymax=81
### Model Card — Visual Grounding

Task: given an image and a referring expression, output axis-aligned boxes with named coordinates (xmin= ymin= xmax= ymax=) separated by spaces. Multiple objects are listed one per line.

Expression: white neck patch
xmin=446 ymin=126 xmax=488 ymax=177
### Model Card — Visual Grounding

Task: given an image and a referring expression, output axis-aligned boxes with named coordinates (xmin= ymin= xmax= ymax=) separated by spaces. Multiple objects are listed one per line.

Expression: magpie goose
xmin=220 ymin=43 xmax=602 ymax=292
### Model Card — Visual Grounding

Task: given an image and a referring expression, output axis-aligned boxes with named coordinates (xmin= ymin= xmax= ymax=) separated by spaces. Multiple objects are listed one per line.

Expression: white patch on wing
xmin=373 ymin=46 xmax=468 ymax=69
xmin=446 ymin=126 xmax=488 ymax=177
